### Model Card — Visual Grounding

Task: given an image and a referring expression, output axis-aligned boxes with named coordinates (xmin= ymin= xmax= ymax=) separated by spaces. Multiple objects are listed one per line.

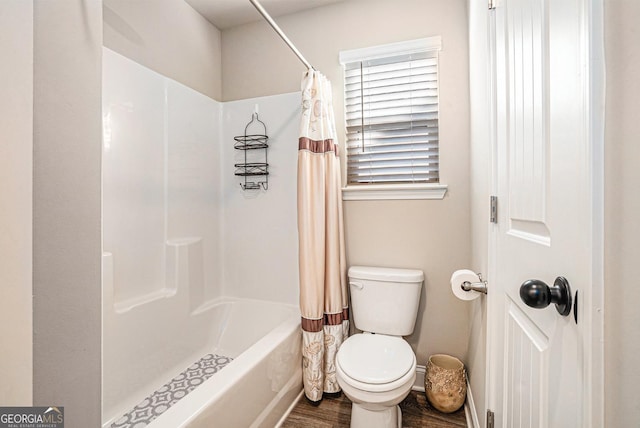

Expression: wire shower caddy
xmin=234 ymin=112 xmax=269 ymax=190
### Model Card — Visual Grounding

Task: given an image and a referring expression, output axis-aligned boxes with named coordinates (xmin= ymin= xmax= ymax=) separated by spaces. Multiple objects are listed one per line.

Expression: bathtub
xmin=150 ymin=298 xmax=302 ymax=428
xmin=103 ymin=296 xmax=302 ymax=428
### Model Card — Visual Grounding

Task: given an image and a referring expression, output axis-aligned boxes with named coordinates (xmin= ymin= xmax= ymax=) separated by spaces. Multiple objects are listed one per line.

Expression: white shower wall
xmin=103 ymin=48 xmax=223 ymax=307
xmin=221 ymin=93 xmax=300 ymax=306
xmin=103 ymin=48 xmax=300 ymax=310
xmin=103 ymin=48 xmax=168 ymax=304
xmin=102 ymin=48 xmax=301 ymax=421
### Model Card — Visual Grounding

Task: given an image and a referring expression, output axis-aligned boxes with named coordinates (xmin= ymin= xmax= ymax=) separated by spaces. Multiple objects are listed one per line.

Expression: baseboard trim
xmin=412 ymin=364 xmax=426 ymax=392
xmin=464 ymin=374 xmax=480 ymax=428
xmin=274 ymin=389 xmax=304 ymax=428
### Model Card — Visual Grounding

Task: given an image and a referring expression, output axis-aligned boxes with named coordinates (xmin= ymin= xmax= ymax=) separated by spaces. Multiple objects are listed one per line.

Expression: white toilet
xmin=336 ymin=266 xmax=424 ymax=428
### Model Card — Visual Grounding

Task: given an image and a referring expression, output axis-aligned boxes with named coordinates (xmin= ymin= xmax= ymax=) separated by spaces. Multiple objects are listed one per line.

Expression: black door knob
xmin=519 ymin=277 xmax=572 ymax=316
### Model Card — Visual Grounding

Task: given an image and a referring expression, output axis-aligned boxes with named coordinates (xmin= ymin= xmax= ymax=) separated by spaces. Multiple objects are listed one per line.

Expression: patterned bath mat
xmin=111 ymin=354 xmax=233 ymax=428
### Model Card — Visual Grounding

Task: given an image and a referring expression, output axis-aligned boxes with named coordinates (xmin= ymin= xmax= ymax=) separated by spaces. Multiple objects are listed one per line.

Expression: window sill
xmin=341 ymin=184 xmax=448 ymax=201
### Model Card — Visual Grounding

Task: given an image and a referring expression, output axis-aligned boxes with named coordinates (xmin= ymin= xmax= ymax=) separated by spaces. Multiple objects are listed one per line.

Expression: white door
xmin=488 ymin=0 xmax=603 ymax=427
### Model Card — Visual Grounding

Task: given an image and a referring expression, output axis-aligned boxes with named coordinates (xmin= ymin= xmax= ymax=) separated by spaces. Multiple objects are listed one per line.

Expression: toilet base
xmin=350 ymin=403 xmax=402 ymax=428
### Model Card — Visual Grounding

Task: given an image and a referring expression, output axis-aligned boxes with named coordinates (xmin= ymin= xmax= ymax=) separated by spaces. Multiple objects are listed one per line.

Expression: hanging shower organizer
xmin=234 ymin=112 xmax=269 ymax=190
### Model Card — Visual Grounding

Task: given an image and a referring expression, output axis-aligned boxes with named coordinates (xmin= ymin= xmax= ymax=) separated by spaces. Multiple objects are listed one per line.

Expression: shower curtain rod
xmin=249 ymin=0 xmax=315 ymax=70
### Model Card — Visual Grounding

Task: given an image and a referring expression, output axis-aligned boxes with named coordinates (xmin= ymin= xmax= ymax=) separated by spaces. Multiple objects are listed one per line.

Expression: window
xmin=339 ymin=38 xmax=447 ymax=200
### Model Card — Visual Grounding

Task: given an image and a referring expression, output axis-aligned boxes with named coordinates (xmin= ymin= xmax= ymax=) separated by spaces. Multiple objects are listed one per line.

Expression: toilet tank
xmin=348 ymin=266 xmax=424 ymax=336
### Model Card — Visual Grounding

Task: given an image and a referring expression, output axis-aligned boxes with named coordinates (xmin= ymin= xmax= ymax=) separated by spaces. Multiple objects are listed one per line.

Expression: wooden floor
xmin=281 ymin=390 xmax=467 ymax=428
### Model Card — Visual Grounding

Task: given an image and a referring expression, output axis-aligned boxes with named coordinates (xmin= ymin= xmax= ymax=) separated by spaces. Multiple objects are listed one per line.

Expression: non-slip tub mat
xmin=111 ymin=354 xmax=233 ymax=428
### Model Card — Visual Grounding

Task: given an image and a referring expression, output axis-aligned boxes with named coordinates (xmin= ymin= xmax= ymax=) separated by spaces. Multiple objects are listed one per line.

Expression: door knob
xmin=519 ymin=277 xmax=572 ymax=316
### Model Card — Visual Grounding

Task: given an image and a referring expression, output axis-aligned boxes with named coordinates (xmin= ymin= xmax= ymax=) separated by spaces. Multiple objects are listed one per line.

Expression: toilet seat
xmin=337 ymin=334 xmax=416 ymax=393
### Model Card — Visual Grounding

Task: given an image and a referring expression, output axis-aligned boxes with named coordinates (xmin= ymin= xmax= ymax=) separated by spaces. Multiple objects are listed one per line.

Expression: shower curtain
xmin=298 ymin=70 xmax=349 ymax=403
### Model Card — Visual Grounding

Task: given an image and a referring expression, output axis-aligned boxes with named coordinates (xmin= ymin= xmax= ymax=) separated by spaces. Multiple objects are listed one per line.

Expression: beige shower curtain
xmin=298 ymin=70 xmax=348 ymax=403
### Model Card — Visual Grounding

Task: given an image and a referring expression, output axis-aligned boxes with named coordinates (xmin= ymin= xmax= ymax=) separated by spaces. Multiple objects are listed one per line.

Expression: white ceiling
xmin=185 ymin=0 xmax=347 ymax=30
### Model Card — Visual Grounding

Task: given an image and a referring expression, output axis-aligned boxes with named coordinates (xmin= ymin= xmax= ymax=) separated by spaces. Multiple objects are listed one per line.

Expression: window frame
xmin=339 ymin=37 xmax=448 ymax=201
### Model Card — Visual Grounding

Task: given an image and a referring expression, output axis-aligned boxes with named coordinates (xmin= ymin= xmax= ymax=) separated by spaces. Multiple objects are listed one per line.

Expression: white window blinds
xmin=342 ymin=42 xmax=440 ymax=185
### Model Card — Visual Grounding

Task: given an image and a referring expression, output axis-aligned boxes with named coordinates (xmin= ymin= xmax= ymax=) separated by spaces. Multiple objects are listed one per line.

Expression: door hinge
xmin=489 ymin=0 xmax=496 ymax=10
xmin=490 ymin=196 xmax=498 ymax=223
xmin=487 ymin=409 xmax=495 ymax=428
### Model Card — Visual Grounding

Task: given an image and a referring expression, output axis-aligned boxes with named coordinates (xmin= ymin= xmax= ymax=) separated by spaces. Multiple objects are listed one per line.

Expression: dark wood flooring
xmin=281 ymin=390 xmax=467 ymax=428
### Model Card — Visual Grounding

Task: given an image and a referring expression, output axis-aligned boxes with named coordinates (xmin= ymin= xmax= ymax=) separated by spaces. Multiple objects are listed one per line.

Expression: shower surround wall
xmin=103 ymin=47 xmax=223 ymax=307
xmin=102 ymin=48 xmax=301 ymax=424
xmin=221 ymin=94 xmax=300 ymax=305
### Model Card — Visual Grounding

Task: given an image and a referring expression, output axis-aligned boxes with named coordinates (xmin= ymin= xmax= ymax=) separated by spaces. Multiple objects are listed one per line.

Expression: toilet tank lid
xmin=348 ymin=266 xmax=424 ymax=283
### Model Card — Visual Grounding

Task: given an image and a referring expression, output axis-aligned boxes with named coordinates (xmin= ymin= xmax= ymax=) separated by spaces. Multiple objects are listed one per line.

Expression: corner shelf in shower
xmin=234 ymin=113 xmax=269 ymax=190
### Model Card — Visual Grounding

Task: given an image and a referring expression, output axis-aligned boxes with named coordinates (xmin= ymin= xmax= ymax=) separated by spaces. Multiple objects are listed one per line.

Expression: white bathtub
xmin=103 ymin=295 xmax=302 ymax=428
xmin=149 ymin=298 xmax=302 ymax=428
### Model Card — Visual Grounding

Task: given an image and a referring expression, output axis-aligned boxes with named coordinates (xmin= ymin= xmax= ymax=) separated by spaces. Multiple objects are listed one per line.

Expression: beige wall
xmin=0 ymin=0 xmax=33 ymax=406
xmin=467 ymin=0 xmax=490 ymax=424
xmin=604 ymin=1 xmax=640 ymax=426
xmin=33 ymin=1 xmax=102 ymax=425
xmin=104 ymin=0 xmax=222 ymax=100
xmin=222 ymin=0 xmax=471 ymax=365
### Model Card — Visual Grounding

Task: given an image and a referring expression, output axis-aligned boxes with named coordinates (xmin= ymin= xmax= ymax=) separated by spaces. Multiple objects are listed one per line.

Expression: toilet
xmin=336 ymin=266 xmax=424 ymax=428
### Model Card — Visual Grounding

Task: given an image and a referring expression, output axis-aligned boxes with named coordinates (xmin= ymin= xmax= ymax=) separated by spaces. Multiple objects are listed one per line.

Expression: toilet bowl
xmin=336 ymin=266 xmax=423 ymax=428
xmin=336 ymin=333 xmax=416 ymax=427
